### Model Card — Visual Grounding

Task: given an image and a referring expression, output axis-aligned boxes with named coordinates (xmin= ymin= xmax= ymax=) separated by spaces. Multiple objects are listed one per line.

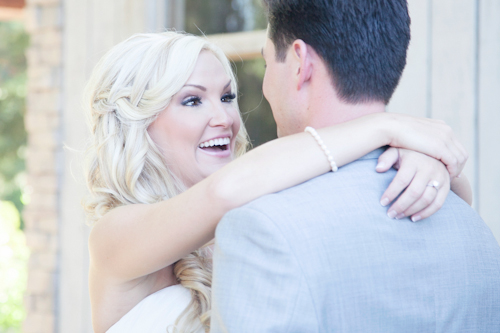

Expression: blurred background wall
xmin=0 ymin=0 xmax=498 ymax=332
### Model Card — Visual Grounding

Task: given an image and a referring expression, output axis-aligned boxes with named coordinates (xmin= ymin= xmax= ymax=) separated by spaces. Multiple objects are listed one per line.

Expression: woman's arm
xmin=89 ymin=112 xmax=466 ymax=282
xmin=451 ymin=175 xmax=473 ymax=205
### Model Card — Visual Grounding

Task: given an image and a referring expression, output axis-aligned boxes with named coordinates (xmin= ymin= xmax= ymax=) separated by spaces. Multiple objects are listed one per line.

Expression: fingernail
xmin=411 ymin=215 xmax=422 ymax=222
xmin=396 ymin=213 xmax=405 ymax=219
xmin=376 ymin=162 xmax=385 ymax=170
xmin=387 ymin=210 xmax=397 ymax=219
xmin=380 ymin=198 xmax=389 ymax=206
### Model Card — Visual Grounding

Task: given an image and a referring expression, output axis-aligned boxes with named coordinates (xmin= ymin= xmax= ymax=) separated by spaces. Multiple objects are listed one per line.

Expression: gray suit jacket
xmin=211 ymin=149 xmax=500 ymax=333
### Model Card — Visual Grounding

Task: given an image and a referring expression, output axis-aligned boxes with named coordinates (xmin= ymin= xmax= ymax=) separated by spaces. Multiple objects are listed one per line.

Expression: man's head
xmin=262 ymin=0 xmax=410 ymax=135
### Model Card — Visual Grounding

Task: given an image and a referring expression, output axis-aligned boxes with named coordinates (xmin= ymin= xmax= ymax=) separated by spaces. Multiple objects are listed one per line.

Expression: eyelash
xmin=221 ymin=93 xmax=236 ymax=103
xmin=181 ymin=96 xmax=201 ymax=106
xmin=181 ymin=93 xmax=236 ymax=106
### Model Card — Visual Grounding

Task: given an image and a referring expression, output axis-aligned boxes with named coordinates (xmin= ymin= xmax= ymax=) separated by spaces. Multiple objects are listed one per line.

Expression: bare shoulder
xmin=88 ymin=203 xmax=153 ymax=277
xmin=90 ymin=264 xmax=176 ymax=333
xmin=88 ymin=204 xmax=178 ymax=332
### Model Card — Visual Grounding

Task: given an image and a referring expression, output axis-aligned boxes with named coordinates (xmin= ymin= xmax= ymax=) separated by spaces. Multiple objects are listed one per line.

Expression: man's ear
xmin=290 ymin=40 xmax=313 ymax=90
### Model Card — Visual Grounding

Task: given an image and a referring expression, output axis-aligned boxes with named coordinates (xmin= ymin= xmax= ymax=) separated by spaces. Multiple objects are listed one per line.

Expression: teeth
xmin=199 ymin=137 xmax=230 ymax=148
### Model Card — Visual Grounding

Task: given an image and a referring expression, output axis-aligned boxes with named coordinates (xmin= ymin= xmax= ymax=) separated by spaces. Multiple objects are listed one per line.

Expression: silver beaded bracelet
xmin=304 ymin=126 xmax=338 ymax=172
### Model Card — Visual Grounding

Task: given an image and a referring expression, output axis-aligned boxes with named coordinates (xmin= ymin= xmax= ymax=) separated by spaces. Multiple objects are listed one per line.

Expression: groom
xmin=211 ymin=0 xmax=500 ymax=332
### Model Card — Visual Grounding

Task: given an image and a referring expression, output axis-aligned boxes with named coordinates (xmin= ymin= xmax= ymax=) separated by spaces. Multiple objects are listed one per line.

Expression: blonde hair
xmin=83 ymin=31 xmax=249 ymax=332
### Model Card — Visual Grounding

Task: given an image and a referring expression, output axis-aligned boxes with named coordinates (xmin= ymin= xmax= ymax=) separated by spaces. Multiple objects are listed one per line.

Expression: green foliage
xmin=0 ymin=21 xmax=29 ymax=333
xmin=0 ymin=22 xmax=29 ymax=219
xmin=0 ymin=201 xmax=28 ymax=332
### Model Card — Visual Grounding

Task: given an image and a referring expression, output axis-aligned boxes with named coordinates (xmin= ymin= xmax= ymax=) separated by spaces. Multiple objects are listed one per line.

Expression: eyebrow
xmin=184 ymin=84 xmax=206 ymax=92
xmin=183 ymin=80 xmax=232 ymax=92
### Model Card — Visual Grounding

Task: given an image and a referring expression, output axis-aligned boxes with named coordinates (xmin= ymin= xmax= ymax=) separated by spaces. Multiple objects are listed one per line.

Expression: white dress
xmin=106 ymin=284 xmax=204 ymax=333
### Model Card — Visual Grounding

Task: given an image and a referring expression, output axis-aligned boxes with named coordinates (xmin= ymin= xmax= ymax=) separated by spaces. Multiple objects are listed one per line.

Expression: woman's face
xmin=148 ymin=51 xmax=241 ymax=188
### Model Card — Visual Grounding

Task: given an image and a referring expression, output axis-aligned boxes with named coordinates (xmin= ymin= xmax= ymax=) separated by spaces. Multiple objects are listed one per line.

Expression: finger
xmin=386 ymin=172 xmax=428 ymax=218
xmin=376 ymin=148 xmax=399 ymax=173
xmin=452 ymin=136 xmax=468 ymax=162
xmin=380 ymin=164 xmax=416 ymax=211
xmin=402 ymin=185 xmax=439 ymax=218
xmin=451 ymin=138 xmax=468 ymax=176
xmin=410 ymin=182 xmax=450 ymax=222
xmin=422 ymin=123 xmax=459 ymax=177
xmin=442 ymin=135 xmax=469 ymax=178
xmin=457 ymin=140 xmax=469 ymax=163
xmin=440 ymin=142 xmax=461 ymax=178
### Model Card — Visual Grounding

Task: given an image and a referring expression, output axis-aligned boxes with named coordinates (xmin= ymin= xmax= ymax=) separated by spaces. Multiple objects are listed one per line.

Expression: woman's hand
xmin=376 ymin=148 xmax=451 ymax=222
xmin=380 ymin=113 xmax=468 ymax=178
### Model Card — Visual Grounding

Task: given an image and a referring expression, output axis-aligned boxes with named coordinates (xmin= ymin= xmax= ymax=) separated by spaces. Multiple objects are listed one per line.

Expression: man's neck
xmin=306 ymin=101 xmax=386 ymax=129
xmin=303 ymin=85 xmax=386 ymax=129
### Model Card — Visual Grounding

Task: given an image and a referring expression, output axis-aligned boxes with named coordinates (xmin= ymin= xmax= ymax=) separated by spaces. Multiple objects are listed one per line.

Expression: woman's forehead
xmin=185 ymin=52 xmax=232 ymax=87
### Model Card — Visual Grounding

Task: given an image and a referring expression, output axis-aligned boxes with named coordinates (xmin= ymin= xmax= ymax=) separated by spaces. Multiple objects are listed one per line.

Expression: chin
xmin=200 ymin=162 xmax=229 ymax=178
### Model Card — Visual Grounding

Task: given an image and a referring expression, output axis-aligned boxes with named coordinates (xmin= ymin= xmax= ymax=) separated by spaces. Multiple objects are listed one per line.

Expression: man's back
xmin=211 ymin=149 xmax=500 ymax=332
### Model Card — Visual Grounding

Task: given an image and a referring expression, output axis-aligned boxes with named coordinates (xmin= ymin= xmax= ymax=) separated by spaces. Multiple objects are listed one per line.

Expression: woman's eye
xmin=182 ymin=96 xmax=202 ymax=106
xmin=221 ymin=93 xmax=236 ymax=103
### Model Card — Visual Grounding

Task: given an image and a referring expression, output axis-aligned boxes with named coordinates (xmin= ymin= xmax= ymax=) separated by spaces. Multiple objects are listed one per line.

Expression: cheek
xmin=263 ymin=69 xmax=279 ymax=110
xmin=147 ymin=117 xmax=171 ymax=152
xmin=262 ymin=71 xmax=270 ymax=100
xmin=232 ymin=111 xmax=241 ymax=134
xmin=151 ymin=113 xmax=201 ymax=155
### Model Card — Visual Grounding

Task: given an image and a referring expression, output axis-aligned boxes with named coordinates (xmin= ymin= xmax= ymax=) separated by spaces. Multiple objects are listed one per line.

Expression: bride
xmin=83 ymin=32 xmax=470 ymax=333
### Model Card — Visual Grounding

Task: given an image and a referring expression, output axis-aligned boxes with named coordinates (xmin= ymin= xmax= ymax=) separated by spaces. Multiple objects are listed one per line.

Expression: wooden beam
xmin=0 ymin=0 xmax=25 ymax=9
xmin=0 ymin=7 xmax=24 ymax=21
xmin=207 ymin=29 xmax=266 ymax=61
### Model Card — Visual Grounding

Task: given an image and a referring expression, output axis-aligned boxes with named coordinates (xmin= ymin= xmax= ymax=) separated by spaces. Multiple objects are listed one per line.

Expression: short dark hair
xmin=263 ymin=0 xmax=411 ymax=104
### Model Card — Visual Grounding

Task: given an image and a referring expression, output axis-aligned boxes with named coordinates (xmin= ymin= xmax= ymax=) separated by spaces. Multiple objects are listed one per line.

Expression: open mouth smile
xmin=198 ymin=137 xmax=231 ymax=157
xmin=198 ymin=137 xmax=230 ymax=153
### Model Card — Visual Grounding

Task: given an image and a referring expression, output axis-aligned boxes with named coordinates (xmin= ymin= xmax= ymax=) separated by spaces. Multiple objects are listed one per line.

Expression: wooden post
xmin=387 ymin=0 xmax=431 ymax=118
xmin=478 ymin=0 xmax=500 ymax=242
xmin=59 ymin=0 xmax=166 ymax=331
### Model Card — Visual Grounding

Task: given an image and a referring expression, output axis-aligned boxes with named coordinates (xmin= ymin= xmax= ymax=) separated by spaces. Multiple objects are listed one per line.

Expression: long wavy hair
xmin=82 ymin=31 xmax=249 ymax=332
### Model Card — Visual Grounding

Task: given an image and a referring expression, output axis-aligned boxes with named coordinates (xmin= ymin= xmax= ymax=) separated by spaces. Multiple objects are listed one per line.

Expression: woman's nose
xmin=209 ymin=103 xmax=233 ymax=128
